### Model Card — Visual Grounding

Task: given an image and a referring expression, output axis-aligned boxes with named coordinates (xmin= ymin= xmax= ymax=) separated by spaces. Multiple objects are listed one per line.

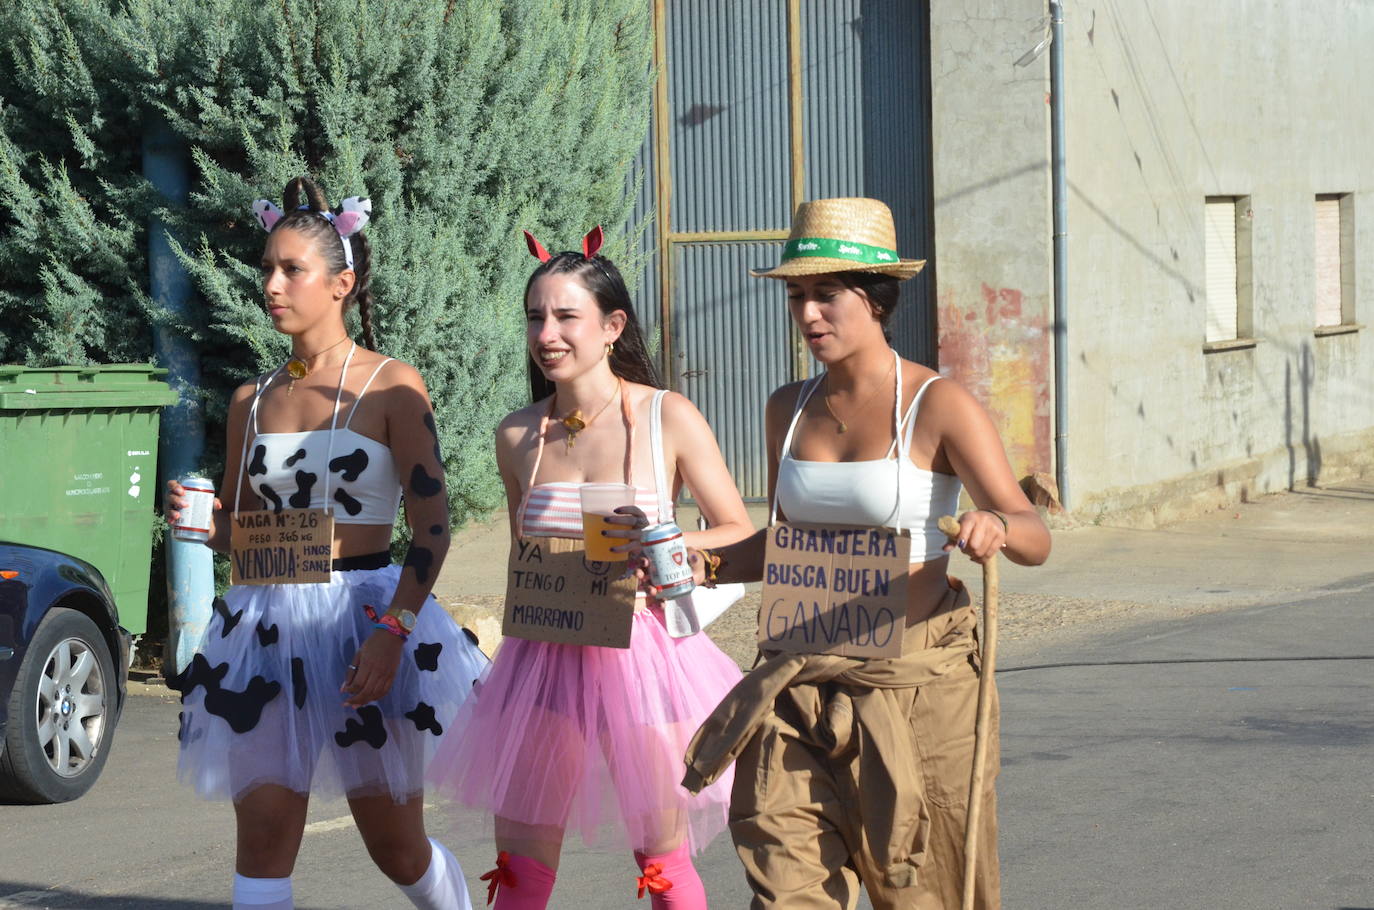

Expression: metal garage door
xmin=631 ymin=0 xmax=934 ymax=498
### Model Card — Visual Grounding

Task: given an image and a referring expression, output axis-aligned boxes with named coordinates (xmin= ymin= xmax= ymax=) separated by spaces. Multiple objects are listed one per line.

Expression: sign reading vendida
xmin=230 ymin=508 xmax=334 ymax=585
xmin=759 ymin=522 xmax=910 ymax=658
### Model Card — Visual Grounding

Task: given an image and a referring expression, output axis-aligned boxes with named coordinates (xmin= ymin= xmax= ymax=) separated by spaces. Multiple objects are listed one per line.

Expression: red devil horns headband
xmin=523 ymin=230 xmax=552 ymax=262
xmin=581 ymin=225 xmax=603 ymax=258
xmin=522 ymin=226 xmax=604 ymax=263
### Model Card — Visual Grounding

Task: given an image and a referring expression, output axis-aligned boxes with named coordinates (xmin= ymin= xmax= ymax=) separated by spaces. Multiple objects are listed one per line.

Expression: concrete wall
xmin=1062 ymin=0 xmax=1374 ymax=522
xmin=928 ymin=0 xmax=1055 ymax=481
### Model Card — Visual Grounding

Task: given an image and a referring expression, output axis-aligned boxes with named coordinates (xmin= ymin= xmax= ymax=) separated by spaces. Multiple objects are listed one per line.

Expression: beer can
xmin=172 ymin=475 xmax=216 ymax=544
xmin=641 ymin=521 xmax=695 ymax=600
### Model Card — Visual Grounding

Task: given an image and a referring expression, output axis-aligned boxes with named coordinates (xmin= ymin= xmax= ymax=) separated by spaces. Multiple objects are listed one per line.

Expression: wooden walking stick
xmin=938 ymin=514 xmax=999 ymax=910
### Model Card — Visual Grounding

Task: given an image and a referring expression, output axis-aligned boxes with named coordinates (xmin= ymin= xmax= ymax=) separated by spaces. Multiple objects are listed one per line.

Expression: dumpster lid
xmin=0 ymin=364 xmax=179 ymax=409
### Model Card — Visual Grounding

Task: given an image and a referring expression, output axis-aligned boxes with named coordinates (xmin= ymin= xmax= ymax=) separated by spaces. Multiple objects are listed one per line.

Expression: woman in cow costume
xmin=166 ymin=176 xmax=486 ymax=910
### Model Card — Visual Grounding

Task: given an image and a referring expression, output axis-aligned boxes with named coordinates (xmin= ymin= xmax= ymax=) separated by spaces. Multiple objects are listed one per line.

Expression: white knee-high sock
xmin=232 ymin=874 xmax=293 ymax=909
xmin=398 ymin=838 xmax=474 ymax=910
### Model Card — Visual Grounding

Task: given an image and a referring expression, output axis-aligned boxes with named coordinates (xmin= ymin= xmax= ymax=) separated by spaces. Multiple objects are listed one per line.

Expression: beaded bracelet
xmin=373 ymin=617 xmax=409 ymax=639
xmin=697 ymin=548 xmax=722 ymax=588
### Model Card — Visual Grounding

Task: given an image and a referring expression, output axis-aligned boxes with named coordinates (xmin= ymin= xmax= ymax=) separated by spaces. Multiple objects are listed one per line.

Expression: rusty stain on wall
xmin=937 ymin=283 xmax=1051 ymax=479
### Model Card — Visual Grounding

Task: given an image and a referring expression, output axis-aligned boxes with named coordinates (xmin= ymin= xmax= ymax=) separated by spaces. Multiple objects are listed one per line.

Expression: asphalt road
xmin=3 ymin=577 xmax=1371 ymax=908
xmin=997 ymin=574 xmax=1374 ymax=910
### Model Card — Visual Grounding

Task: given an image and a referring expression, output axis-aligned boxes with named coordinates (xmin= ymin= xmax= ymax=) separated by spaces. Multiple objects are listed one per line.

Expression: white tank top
xmin=773 ymin=350 xmax=962 ymax=562
xmin=234 ymin=344 xmax=403 ymax=525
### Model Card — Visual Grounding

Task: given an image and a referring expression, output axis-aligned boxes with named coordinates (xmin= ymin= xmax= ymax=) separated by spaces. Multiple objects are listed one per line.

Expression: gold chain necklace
xmin=285 ymin=336 xmax=351 ymax=394
xmin=822 ymin=357 xmax=895 ymax=434
xmin=556 ymin=379 xmax=621 ymax=451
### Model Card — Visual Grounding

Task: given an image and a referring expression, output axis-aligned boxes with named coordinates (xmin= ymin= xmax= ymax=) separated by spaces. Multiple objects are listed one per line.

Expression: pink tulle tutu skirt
xmin=429 ymin=605 xmax=741 ymax=854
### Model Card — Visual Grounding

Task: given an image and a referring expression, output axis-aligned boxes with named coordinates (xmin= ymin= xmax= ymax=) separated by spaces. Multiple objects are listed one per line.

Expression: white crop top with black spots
xmin=237 ymin=346 xmax=403 ymax=525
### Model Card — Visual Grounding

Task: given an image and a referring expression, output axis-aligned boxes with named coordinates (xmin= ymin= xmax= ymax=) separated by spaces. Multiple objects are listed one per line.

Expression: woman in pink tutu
xmin=430 ymin=228 xmax=752 ymax=908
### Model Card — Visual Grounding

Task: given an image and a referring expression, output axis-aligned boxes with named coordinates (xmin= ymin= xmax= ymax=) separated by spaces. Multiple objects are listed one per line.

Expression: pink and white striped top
xmin=520 ymin=481 xmax=664 ymax=537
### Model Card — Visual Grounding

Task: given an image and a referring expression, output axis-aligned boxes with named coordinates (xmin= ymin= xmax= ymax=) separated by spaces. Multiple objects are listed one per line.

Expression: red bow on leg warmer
xmin=633 ymin=844 xmax=706 ymax=909
xmin=484 ymin=852 xmax=555 ymax=909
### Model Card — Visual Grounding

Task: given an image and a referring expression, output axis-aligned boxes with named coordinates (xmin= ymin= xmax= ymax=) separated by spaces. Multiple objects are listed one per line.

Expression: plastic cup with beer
xmin=580 ymin=483 xmax=637 ymax=562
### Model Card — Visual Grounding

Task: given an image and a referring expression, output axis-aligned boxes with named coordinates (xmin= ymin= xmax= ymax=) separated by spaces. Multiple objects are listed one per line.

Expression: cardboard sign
xmin=503 ymin=537 xmax=638 ymax=648
xmin=230 ymin=508 xmax=334 ymax=585
xmin=759 ymin=522 xmax=911 ymax=658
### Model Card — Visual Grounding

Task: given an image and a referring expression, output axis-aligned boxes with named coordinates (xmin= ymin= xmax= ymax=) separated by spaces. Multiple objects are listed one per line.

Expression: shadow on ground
xmin=0 ymin=883 xmax=327 ymax=910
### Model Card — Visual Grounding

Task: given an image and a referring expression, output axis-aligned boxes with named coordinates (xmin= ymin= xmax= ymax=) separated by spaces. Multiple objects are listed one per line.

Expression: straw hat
xmin=751 ymin=197 xmax=926 ymax=280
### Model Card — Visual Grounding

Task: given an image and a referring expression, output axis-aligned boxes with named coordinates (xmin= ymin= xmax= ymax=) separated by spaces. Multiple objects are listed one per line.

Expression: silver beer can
xmin=641 ymin=521 xmax=695 ymax=600
xmin=172 ymin=475 xmax=216 ymax=544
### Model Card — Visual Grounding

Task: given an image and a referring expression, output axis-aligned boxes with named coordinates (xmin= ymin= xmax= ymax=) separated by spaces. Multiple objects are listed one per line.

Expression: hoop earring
xmin=605 ymin=342 xmax=615 ymax=357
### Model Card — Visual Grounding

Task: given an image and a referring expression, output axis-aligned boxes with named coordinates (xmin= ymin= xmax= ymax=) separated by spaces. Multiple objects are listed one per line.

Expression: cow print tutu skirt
xmin=173 ymin=564 xmax=487 ymax=804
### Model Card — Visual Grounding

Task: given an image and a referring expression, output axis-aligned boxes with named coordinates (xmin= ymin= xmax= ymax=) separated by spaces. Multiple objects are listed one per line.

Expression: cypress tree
xmin=0 ymin=0 xmax=154 ymax=366
xmin=0 ymin=0 xmax=653 ymax=525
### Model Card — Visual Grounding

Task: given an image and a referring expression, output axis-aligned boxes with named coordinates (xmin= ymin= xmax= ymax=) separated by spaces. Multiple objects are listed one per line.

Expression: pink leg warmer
xmin=633 ymin=844 xmax=707 ymax=909
xmin=486 ymin=853 xmax=556 ymax=910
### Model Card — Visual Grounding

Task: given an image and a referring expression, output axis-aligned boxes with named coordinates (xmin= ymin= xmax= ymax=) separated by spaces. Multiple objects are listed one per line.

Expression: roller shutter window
xmin=1205 ymin=198 xmax=1238 ymax=343
xmin=1315 ymin=195 xmax=1343 ymax=327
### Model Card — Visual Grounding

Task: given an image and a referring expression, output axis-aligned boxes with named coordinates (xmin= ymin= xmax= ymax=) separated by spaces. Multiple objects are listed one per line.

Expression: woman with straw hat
xmin=667 ymin=197 xmax=1051 ymax=908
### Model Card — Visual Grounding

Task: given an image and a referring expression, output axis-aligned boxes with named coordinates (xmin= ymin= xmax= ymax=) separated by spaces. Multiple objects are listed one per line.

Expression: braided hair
xmin=524 ymin=251 xmax=662 ymax=402
xmin=271 ymin=176 xmax=377 ymax=350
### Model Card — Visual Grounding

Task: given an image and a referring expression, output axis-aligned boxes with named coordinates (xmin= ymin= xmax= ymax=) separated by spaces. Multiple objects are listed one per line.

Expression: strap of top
xmin=235 ymin=366 xmax=283 ymax=513
xmin=249 ymin=366 xmax=284 ymax=436
xmin=651 ymin=390 xmax=708 ymax=532
xmin=649 ymin=389 xmax=671 ymax=519
xmin=515 ymin=378 xmax=635 ymax=536
xmin=322 ymin=344 xmax=359 ymax=506
xmin=891 ymin=350 xmax=904 ymax=533
xmin=899 ymin=375 xmax=942 ymax=454
xmin=770 ymin=374 xmax=823 ymax=527
xmin=776 ymin=375 xmax=824 ymax=463
xmin=343 ymin=357 xmax=395 ymax=430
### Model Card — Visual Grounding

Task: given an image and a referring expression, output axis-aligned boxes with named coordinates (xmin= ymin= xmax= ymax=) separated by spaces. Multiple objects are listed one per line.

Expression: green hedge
xmin=0 ymin=0 xmax=653 ymax=527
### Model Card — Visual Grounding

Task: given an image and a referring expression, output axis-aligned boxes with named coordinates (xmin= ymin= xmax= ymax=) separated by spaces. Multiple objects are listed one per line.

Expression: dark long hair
xmin=836 ymin=271 xmax=901 ymax=342
xmin=524 ymin=251 xmax=662 ymax=402
xmin=271 ymin=176 xmax=377 ymax=350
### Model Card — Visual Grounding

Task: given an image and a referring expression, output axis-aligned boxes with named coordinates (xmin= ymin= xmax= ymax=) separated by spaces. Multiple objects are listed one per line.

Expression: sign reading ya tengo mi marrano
xmin=503 ymin=537 xmax=638 ymax=648
xmin=761 ymin=522 xmax=910 ymax=658
xmin=230 ymin=508 xmax=334 ymax=585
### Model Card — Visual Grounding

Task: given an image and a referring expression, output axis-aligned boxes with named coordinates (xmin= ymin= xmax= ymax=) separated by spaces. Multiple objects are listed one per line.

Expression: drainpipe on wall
xmin=144 ymin=112 xmax=213 ymax=675
xmin=1049 ymin=0 xmax=1070 ymax=508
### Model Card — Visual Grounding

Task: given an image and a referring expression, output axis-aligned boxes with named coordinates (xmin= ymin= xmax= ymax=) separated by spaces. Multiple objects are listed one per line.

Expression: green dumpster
xmin=0 ymin=365 xmax=178 ymax=636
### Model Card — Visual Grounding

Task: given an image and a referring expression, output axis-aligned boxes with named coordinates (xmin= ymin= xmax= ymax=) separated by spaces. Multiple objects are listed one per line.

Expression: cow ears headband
xmin=523 ymin=225 xmax=604 ymax=263
xmin=251 ymin=196 xmax=372 ymax=269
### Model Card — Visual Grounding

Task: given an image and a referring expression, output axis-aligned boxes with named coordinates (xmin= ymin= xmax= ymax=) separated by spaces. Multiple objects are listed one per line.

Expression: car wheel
xmin=0 ymin=607 xmax=118 ymax=803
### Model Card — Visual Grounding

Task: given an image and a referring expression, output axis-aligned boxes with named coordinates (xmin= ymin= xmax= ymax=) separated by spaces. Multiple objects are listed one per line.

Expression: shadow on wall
xmin=1079 ymin=1 xmax=1218 ymax=287
xmin=1285 ymin=341 xmax=1321 ymax=490
xmin=1073 ymin=180 xmax=1337 ymax=492
xmin=1077 ymin=1 xmax=1336 ymax=497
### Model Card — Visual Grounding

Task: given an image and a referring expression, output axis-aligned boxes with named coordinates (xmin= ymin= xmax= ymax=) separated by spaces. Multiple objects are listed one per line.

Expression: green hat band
xmin=780 ymin=236 xmax=900 ymax=266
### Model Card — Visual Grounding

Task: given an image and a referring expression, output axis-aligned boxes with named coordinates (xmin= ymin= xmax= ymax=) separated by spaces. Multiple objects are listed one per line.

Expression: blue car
xmin=0 ymin=541 xmax=130 ymax=803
